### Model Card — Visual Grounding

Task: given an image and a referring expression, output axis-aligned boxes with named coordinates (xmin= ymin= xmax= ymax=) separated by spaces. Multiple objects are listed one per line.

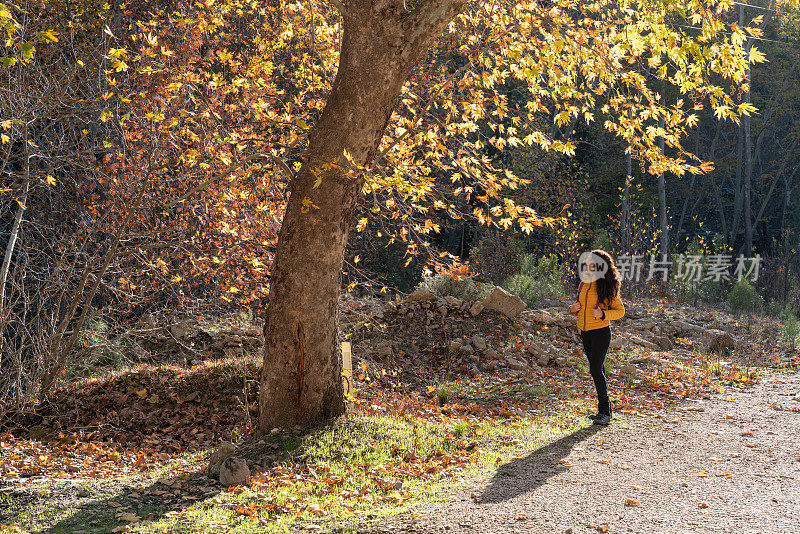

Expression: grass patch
xmin=27 ymin=412 xmax=585 ymax=534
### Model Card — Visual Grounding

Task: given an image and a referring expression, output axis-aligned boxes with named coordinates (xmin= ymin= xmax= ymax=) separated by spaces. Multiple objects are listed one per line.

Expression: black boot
xmin=592 ymin=413 xmax=612 ymax=426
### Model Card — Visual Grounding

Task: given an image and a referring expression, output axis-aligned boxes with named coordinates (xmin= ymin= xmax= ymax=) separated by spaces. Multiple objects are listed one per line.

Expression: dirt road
xmin=362 ymin=372 xmax=800 ymax=534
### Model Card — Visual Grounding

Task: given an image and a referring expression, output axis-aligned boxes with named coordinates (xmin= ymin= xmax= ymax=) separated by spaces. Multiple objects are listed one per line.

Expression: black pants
xmin=580 ymin=326 xmax=612 ymax=415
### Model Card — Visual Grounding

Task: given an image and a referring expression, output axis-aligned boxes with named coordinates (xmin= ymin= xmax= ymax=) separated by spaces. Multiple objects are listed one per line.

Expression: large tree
xmin=258 ymin=0 xmax=467 ymax=427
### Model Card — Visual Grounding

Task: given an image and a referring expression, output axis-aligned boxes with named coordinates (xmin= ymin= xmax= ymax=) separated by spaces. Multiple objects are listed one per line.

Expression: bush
xmin=502 ymin=253 xmax=565 ymax=306
xmin=416 ymin=273 xmax=492 ymax=302
xmin=727 ymin=279 xmax=763 ymax=315
xmin=766 ymin=298 xmax=784 ymax=317
xmin=780 ymin=313 xmax=800 ymax=348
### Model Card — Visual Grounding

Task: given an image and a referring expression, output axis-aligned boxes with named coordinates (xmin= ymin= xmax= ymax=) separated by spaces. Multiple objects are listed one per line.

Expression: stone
xmin=653 ymin=335 xmax=673 ymax=350
xmin=207 ymin=442 xmax=236 ymax=478
xmin=448 ymin=340 xmax=462 ymax=355
xmin=483 ymin=287 xmax=526 ymax=318
xmin=460 ymin=344 xmax=475 ymax=356
xmin=671 ymin=320 xmax=704 ymax=335
xmin=704 ymin=329 xmax=736 ymax=354
xmin=405 ymin=289 xmax=437 ymax=303
xmin=553 ymin=357 xmax=567 ymax=368
xmin=219 ymin=457 xmax=250 ymax=487
xmin=471 ymin=335 xmax=487 ymax=351
xmin=243 ymin=325 xmax=262 ymax=336
xmin=529 ymin=310 xmax=556 ymax=324
xmin=138 ymin=313 xmax=157 ymax=328
xmin=506 ymin=356 xmax=527 ymax=370
xmin=469 ymin=301 xmax=485 ymax=316
xmin=526 ymin=339 xmax=558 ymax=362
xmin=619 ymin=364 xmax=637 ymax=377
xmin=169 ymin=320 xmax=193 ymax=340
xmin=555 ymin=314 xmax=577 ymax=327
xmin=444 ymin=296 xmax=463 ymax=308
xmin=609 ymin=337 xmax=628 ymax=350
xmin=625 ymin=305 xmax=646 ymax=319
xmin=375 ymin=341 xmax=393 ymax=361
xmin=628 ymin=335 xmax=658 ymax=350
xmin=631 ymin=356 xmax=659 ymax=367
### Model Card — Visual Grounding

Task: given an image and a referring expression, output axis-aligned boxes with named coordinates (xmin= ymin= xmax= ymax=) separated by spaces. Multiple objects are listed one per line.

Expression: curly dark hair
xmin=592 ymin=249 xmax=621 ymax=307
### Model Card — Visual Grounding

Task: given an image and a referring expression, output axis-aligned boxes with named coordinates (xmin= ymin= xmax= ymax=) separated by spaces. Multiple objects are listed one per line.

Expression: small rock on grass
xmin=220 ymin=456 xmax=250 ymax=487
xmin=207 ymin=442 xmax=236 ymax=478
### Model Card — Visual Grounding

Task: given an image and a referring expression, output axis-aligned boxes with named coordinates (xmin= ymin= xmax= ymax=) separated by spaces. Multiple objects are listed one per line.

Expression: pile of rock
xmin=137 ymin=317 xmax=263 ymax=361
xmin=447 ymin=334 xmax=502 ymax=375
xmin=525 ymin=338 xmax=567 ymax=368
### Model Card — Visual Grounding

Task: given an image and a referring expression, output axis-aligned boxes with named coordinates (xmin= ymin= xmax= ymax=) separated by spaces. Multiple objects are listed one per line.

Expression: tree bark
xmin=657 ymin=114 xmax=669 ymax=255
xmin=621 ymin=147 xmax=631 ymax=254
xmin=742 ymin=12 xmax=754 ymax=256
xmin=259 ymin=0 xmax=465 ymax=430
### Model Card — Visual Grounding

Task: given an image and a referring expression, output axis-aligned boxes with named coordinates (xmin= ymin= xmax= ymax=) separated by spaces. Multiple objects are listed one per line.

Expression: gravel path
xmin=362 ymin=372 xmax=800 ymax=534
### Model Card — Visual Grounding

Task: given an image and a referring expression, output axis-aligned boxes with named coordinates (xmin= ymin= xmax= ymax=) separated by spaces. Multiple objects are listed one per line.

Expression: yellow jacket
xmin=569 ymin=281 xmax=625 ymax=331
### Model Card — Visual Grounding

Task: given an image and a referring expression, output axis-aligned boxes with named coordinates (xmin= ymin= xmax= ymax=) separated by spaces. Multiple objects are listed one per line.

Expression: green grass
xmin=4 ymin=412 xmax=592 ymax=534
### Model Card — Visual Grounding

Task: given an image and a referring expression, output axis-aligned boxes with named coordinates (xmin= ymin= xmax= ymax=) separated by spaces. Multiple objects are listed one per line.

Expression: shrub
xmin=503 ymin=254 xmax=565 ymax=306
xmin=436 ymin=386 xmax=451 ymax=407
xmin=74 ymin=317 xmax=128 ymax=376
xmin=416 ymin=273 xmax=492 ymax=302
xmin=766 ymin=298 xmax=784 ymax=317
xmin=727 ymin=279 xmax=763 ymax=315
xmin=780 ymin=312 xmax=800 ymax=348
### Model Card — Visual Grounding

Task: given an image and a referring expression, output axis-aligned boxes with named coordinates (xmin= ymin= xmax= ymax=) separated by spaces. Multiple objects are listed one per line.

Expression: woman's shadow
xmin=478 ymin=424 xmax=602 ymax=504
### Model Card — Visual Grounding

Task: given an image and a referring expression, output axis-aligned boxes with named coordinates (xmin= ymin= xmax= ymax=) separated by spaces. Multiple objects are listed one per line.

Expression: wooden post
xmin=341 ymin=342 xmax=353 ymax=408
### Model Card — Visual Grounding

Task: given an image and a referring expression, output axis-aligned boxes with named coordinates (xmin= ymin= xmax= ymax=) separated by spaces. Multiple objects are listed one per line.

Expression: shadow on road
xmin=478 ymin=424 xmax=602 ymax=504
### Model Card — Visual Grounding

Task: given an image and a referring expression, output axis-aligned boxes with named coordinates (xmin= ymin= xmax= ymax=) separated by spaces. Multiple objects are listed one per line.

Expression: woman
xmin=568 ymin=249 xmax=625 ymax=426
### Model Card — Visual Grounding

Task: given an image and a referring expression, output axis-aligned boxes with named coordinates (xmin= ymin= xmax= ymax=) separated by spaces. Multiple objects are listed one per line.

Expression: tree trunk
xmin=621 ymin=148 xmax=631 ymax=254
xmin=259 ymin=0 xmax=465 ymax=431
xmin=742 ymin=12 xmax=754 ymax=256
xmin=657 ymin=114 xmax=669 ymax=255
